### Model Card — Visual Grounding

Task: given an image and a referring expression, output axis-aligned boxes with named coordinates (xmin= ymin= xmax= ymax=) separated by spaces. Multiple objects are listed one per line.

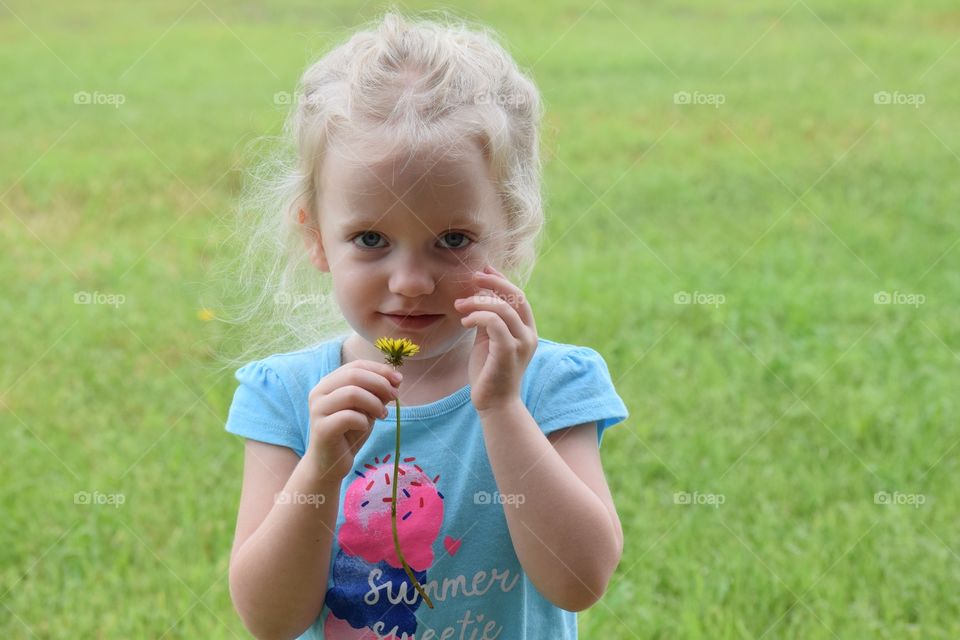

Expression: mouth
xmin=379 ymin=313 xmax=444 ymax=329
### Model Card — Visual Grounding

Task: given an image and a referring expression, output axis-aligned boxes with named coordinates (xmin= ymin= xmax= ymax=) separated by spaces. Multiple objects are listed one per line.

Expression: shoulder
xmin=233 ymin=335 xmax=345 ymax=410
xmin=237 ymin=335 xmax=342 ymax=384
xmin=530 ymin=336 xmax=603 ymax=361
xmin=522 ymin=337 xmax=629 ymax=444
xmin=526 ymin=337 xmax=610 ymax=379
xmin=522 ymin=337 xmax=612 ymax=402
xmin=226 ymin=336 xmax=347 ymax=456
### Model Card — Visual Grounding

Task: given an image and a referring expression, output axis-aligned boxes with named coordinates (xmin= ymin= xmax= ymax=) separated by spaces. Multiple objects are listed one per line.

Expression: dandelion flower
xmin=375 ymin=337 xmax=420 ymax=366
xmin=375 ymin=336 xmax=435 ymax=609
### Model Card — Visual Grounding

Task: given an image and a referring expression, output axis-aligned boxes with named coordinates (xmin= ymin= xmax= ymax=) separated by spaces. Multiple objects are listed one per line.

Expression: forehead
xmin=320 ymin=137 xmax=495 ymax=227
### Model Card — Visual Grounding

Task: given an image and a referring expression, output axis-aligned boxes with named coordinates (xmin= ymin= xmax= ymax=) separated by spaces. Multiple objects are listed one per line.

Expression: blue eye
xmin=351 ymin=231 xmax=474 ymax=251
xmin=352 ymin=231 xmax=386 ymax=249
xmin=439 ymin=232 xmax=472 ymax=250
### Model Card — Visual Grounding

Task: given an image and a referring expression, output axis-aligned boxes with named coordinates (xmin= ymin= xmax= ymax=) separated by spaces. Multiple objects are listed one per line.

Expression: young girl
xmin=225 ymin=10 xmax=629 ymax=639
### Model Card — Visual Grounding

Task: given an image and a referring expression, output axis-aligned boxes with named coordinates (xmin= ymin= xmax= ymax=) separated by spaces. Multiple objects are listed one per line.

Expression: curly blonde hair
xmin=214 ymin=8 xmax=545 ymax=369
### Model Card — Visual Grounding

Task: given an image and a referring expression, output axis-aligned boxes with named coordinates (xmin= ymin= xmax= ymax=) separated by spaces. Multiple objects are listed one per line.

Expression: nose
xmin=387 ymin=254 xmax=437 ymax=298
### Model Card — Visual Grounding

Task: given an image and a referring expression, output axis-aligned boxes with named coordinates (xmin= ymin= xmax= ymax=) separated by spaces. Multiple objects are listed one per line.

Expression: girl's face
xmin=309 ymin=137 xmax=503 ymax=358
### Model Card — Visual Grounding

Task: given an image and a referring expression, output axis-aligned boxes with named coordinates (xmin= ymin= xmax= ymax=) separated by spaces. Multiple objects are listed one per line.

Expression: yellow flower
xmin=375 ymin=337 xmax=420 ymax=367
xmin=374 ymin=336 xmax=435 ymax=608
xmin=197 ymin=308 xmax=216 ymax=322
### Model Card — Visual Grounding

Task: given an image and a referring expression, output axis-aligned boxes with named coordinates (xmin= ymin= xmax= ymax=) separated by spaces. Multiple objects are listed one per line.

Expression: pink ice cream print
xmin=339 ymin=454 xmax=445 ymax=570
xmin=323 ymin=454 xmax=446 ymax=639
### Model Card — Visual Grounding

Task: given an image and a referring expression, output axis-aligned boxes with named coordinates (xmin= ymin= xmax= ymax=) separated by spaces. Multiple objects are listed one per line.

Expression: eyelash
xmin=350 ymin=231 xmax=474 ymax=251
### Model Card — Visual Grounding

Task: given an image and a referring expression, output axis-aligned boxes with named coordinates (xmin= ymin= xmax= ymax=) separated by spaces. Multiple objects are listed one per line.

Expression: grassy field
xmin=2 ymin=0 xmax=959 ymax=637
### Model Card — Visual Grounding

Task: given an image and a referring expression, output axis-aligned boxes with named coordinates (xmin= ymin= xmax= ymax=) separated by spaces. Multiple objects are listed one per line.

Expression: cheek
xmin=330 ymin=264 xmax=377 ymax=302
xmin=444 ymin=251 xmax=487 ymax=284
xmin=329 ymin=286 xmax=356 ymax=317
xmin=332 ymin=256 xmax=378 ymax=281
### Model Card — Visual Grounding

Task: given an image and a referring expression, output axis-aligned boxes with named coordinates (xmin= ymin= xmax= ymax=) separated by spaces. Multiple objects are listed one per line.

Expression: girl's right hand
xmin=306 ymin=360 xmax=402 ymax=480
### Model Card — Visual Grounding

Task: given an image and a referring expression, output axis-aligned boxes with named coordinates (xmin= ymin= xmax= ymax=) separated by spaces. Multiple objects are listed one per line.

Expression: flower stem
xmin=390 ymin=392 xmax=435 ymax=609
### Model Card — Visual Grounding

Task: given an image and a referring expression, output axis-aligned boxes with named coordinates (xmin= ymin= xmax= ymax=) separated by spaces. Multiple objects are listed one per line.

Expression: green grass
xmin=2 ymin=0 xmax=959 ymax=637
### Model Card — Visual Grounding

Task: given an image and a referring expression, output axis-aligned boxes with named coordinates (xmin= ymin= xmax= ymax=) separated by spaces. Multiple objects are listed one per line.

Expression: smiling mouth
xmin=379 ymin=313 xmax=444 ymax=328
xmin=380 ymin=312 xmax=442 ymax=318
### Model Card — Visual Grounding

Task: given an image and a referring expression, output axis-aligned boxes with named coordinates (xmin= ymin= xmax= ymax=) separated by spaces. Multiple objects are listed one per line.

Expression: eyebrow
xmin=341 ymin=213 xmax=483 ymax=228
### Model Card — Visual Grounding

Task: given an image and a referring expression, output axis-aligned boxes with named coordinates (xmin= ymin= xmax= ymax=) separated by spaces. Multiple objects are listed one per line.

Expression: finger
xmin=340 ymin=366 xmax=402 ymax=405
xmin=347 ymin=421 xmax=374 ymax=455
xmin=456 ymin=295 xmax=526 ymax=339
xmin=350 ymin=436 xmax=367 ymax=458
xmin=462 ymin=310 xmax=514 ymax=356
xmin=320 ymin=385 xmax=392 ymax=421
xmin=345 ymin=359 xmax=404 ymax=387
xmin=329 ymin=412 xmax=376 ymax=464
xmin=471 ymin=271 xmax=535 ymax=328
xmin=344 ymin=421 xmax=370 ymax=454
xmin=327 ymin=409 xmax=375 ymax=438
xmin=314 ymin=364 xmax=401 ymax=405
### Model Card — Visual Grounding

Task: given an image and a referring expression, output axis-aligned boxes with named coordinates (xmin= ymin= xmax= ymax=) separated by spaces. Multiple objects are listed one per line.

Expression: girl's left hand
xmin=454 ymin=264 xmax=538 ymax=414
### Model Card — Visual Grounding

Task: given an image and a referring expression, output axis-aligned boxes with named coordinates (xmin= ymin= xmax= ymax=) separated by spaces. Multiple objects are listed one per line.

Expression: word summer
xmin=364 ymin=567 xmax=520 ymax=606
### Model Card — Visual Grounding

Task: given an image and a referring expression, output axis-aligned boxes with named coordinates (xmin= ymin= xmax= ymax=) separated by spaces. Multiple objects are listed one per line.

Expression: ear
xmin=298 ymin=208 xmax=330 ymax=272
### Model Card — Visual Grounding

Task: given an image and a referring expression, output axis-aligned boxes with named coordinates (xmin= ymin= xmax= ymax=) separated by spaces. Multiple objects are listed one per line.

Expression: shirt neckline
xmin=329 ymin=333 xmax=473 ymax=420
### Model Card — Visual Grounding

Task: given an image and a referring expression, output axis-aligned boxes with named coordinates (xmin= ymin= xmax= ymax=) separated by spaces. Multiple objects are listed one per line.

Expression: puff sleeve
xmin=224 ymin=360 xmax=306 ymax=456
xmin=530 ymin=347 xmax=629 ymax=448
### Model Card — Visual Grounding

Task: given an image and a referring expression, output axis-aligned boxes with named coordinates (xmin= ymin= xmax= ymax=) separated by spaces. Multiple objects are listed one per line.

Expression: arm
xmin=478 ymin=399 xmax=623 ymax=612
xmin=228 ymin=441 xmax=342 ymax=640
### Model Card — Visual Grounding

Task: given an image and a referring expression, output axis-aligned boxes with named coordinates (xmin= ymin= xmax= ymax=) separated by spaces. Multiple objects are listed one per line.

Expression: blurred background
xmin=2 ymin=1 xmax=958 ymax=637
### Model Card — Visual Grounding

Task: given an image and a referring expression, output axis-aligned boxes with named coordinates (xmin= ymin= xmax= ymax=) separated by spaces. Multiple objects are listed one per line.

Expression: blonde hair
xmin=213 ymin=8 xmax=546 ymax=369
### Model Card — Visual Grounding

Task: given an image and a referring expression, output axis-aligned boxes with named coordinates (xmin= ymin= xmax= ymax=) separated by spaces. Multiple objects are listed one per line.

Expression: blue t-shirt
xmin=225 ymin=333 xmax=629 ymax=640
